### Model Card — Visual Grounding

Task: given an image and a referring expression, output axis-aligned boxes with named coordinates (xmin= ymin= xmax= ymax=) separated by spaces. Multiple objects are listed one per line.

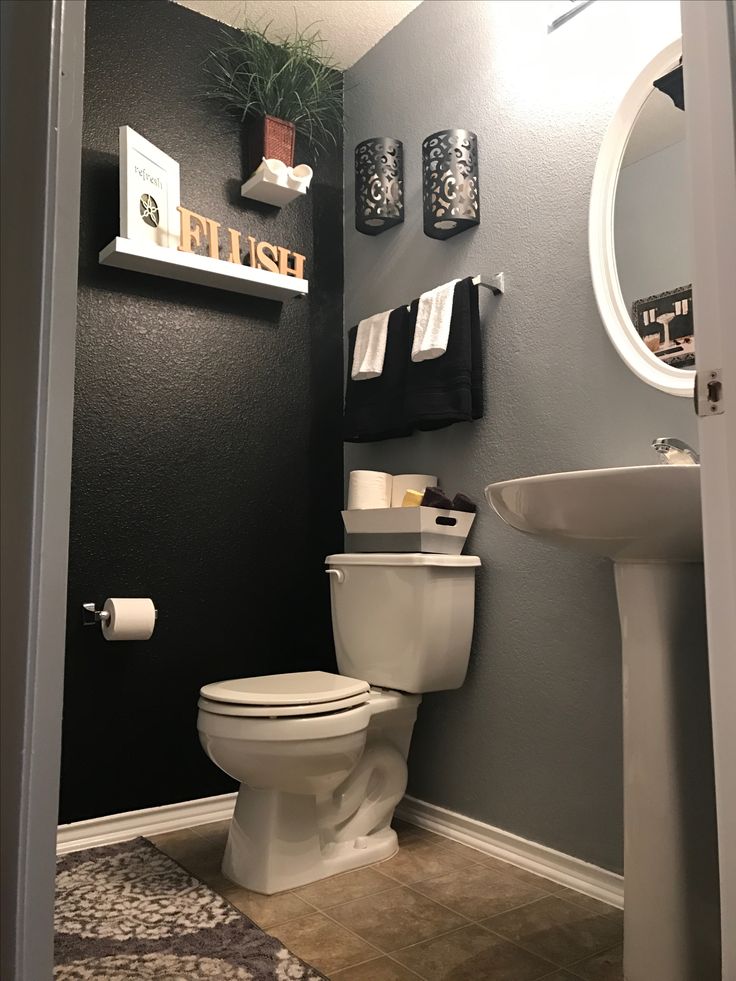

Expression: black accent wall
xmin=60 ymin=0 xmax=344 ymax=823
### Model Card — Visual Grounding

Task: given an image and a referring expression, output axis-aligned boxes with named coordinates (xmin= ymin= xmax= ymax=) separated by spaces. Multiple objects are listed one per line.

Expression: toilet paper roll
xmin=101 ymin=597 xmax=157 ymax=641
xmin=347 ymin=470 xmax=392 ymax=510
xmin=390 ymin=474 xmax=438 ymax=508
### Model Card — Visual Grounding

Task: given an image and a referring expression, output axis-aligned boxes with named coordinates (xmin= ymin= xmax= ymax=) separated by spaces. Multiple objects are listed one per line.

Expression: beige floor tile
xmin=553 ymin=888 xmax=620 ymax=916
xmin=393 ymin=923 xmax=556 ymax=981
xmin=294 ymin=866 xmax=396 ymax=909
xmin=329 ymin=884 xmax=468 ymax=952
xmin=210 ymin=877 xmax=314 ymax=928
xmin=392 ymin=820 xmax=442 ymax=844
xmin=480 ymin=856 xmax=561 ymax=889
xmin=411 ymin=864 xmax=552 ymax=920
xmin=434 ymin=838 xmax=492 ymax=863
xmin=202 ymin=871 xmax=238 ymax=895
xmin=379 ymin=836 xmax=481 ymax=885
xmin=273 ymin=911 xmax=378 ymax=975
xmin=482 ymin=896 xmax=623 ymax=967
xmin=331 ymin=955 xmax=422 ymax=980
xmin=148 ymin=830 xmax=225 ymax=880
xmin=566 ymin=943 xmax=623 ymax=981
xmin=190 ymin=821 xmax=230 ymax=852
xmin=197 ymin=866 xmax=231 ymax=886
xmin=191 ymin=819 xmax=231 ymax=838
xmin=393 ymin=818 xmax=423 ymax=838
xmin=147 ymin=826 xmax=202 ymax=850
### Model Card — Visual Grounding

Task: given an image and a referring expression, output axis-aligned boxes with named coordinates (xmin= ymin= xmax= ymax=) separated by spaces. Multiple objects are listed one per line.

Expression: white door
xmin=681 ymin=2 xmax=736 ymax=978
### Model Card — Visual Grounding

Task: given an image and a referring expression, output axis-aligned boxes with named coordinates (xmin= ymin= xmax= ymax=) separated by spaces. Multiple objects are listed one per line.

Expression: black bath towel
xmin=343 ymin=277 xmax=483 ymax=442
xmin=343 ymin=305 xmax=414 ymax=442
xmin=404 ymin=277 xmax=483 ymax=431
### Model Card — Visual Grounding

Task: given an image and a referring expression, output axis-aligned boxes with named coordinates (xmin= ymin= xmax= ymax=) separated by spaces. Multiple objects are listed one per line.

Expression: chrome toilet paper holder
xmin=82 ymin=602 xmax=109 ymax=625
xmin=82 ymin=601 xmax=159 ymax=625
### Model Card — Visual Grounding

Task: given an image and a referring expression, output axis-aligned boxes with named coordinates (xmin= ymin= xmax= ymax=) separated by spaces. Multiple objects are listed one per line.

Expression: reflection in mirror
xmin=614 ymin=66 xmax=694 ymax=369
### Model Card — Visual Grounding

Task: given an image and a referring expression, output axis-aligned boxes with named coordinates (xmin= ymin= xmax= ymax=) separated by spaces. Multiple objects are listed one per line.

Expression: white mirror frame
xmin=589 ymin=39 xmax=693 ymax=398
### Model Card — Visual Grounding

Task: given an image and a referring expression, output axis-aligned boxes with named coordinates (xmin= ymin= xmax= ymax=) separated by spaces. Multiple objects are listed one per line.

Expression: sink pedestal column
xmin=614 ymin=562 xmax=720 ymax=981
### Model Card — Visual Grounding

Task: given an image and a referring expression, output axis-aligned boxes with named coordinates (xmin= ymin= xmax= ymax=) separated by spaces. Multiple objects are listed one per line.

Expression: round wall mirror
xmin=590 ymin=40 xmax=694 ymax=397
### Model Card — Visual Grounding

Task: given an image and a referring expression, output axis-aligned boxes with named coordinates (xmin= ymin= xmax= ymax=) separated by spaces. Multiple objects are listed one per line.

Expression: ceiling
xmin=173 ymin=0 xmax=423 ymax=68
xmin=622 ymin=87 xmax=686 ymax=168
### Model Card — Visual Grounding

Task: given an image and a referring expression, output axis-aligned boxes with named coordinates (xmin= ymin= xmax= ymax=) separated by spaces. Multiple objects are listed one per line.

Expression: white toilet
xmin=197 ymin=552 xmax=480 ymax=894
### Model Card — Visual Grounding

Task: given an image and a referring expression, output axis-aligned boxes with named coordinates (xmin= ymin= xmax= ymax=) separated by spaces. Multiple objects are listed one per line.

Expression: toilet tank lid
xmin=200 ymin=670 xmax=369 ymax=706
xmin=325 ymin=553 xmax=481 ymax=567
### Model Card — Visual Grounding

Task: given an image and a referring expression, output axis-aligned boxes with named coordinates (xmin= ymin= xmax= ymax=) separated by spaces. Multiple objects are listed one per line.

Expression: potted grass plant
xmin=205 ymin=22 xmax=343 ymax=174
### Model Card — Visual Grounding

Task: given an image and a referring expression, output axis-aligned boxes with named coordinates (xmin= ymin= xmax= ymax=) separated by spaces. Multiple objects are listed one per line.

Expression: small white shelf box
xmin=240 ymin=171 xmax=308 ymax=207
xmin=99 ymin=237 xmax=308 ymax=301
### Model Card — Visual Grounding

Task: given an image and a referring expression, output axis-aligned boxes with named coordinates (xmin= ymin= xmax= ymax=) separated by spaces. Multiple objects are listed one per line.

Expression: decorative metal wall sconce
xmin=422 ymin=129 xmax=480 ymax=240
xmin=354 ymin=138 xmax=404 ymax=235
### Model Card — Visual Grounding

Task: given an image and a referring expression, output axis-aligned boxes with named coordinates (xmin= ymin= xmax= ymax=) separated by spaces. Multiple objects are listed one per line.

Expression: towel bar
xmin=402 ymin=273 xmax=504 ymax=312
xmin=473 ymin=272 xmax=505 ymax=296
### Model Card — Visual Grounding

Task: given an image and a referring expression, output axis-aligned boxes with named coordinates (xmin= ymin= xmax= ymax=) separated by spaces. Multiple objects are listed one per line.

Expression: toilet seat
xmin=198 ymin=701 xmax=372 ymax=745
xmin=199 ymin=670 xmax=370 ymax=718
xmin=198 ymin=692 xmax=370 ymax=717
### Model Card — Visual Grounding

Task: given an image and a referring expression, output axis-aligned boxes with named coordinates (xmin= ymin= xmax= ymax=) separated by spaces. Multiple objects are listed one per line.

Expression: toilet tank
xmin=325 ymin=553 xmax=481 ymax=694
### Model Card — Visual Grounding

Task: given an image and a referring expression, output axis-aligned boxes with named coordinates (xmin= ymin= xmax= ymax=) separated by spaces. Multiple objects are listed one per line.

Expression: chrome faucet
xmin=651 ymin=437 xmax=700 ymax=465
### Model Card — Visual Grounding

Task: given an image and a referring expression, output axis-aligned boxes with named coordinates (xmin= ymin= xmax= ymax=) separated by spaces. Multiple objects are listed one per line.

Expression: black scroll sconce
xmin=354 ymin=137 xmax=404 ymax=236
xmin=422 ymin=129 xmax=480 ymax=240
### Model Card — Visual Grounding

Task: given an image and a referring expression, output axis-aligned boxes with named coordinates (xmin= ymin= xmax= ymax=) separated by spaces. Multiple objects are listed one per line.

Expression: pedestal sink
xmin=486 ymin=466 xmax=720 ymax=981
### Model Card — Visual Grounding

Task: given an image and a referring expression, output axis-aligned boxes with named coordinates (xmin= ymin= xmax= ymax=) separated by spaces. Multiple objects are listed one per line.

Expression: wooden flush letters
xmin=177 ymin=205 xmax=306 ymax=279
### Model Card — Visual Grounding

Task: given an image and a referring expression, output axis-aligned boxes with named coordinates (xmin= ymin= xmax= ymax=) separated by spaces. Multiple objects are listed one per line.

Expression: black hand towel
xmin=404 ymin=277 xmax=483 ymax=431
xmin=343 ymin=305 xmax=414 ymax=443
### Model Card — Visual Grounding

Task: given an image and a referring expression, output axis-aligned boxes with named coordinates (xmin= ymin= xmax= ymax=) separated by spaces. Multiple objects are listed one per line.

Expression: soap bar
xmin=421 ymin=486 xmax=454 ymax=510
xmin=401 ymin=489 xmax=424 ymax=508
xmin=452 ymin=493 xmax=477 ymax=513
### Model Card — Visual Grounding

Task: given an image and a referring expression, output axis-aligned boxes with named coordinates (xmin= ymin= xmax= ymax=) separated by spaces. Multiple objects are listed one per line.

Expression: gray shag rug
xmin=54 ymin=837 xmax=327 ymax=980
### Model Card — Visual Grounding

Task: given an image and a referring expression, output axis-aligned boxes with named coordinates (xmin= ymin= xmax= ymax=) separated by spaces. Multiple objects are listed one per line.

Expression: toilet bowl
xmin=198 ymin=677 xmax=419 ymax=893
xmin=197 ymin=553 xmax=479 ymax=894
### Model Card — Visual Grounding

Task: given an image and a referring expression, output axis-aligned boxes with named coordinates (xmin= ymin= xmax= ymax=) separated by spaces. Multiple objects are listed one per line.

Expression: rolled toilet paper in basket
xmin=347 ymin=470 xmax=392 ymax=509
xmin=101 ymin=597 xmax=157 ymax=641
xmin=390 ymin=474 xmax=438 ymax=508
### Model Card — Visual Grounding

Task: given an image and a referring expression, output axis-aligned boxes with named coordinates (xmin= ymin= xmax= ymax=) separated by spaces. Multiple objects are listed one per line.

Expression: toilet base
xmin=213 ymin=690 xmax=420 ymax=894
xmin=223 ymin=784 xmax=399 ymax=894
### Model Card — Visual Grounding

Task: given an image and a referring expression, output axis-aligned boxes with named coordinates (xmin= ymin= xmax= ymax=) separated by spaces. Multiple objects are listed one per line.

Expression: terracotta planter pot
xmin=245 ymin=115 xmax=296 ymax=174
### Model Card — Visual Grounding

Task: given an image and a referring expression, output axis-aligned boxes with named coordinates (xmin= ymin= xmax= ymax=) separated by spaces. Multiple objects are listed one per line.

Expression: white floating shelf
xmin=99 ymin=237 xmax=308 ymax=301
xmin=241 ymin=171 xmax=308 ymax=207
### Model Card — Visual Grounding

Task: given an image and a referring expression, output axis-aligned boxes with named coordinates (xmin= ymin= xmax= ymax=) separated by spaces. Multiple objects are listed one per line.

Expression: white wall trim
xmin=57 ymin=793 xmax=237 ymax=855
xmin=57 ymin=791 xmax=624 ymax=909
xmin=396 ymin=796 xmax=624 ymax=909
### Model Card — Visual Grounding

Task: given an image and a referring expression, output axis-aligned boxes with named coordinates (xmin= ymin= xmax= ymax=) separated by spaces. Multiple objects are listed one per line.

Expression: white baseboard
xmin=396 ymin=795 xmax=624 ymax=909
xmin=57 ymin=792 xmax=237 ymax=855
xmin=57 ymin=789 xmax=623 ymax=910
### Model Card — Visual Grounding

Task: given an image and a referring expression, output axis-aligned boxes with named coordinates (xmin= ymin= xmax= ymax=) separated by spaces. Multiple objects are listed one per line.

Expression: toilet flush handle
xmin=325 ymin=568 xmax=345 ymax=584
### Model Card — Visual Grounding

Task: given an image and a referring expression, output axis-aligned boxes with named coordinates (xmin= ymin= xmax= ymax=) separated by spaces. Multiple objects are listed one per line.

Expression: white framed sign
xmin=119 ymin=126 xmax=180 ymax=248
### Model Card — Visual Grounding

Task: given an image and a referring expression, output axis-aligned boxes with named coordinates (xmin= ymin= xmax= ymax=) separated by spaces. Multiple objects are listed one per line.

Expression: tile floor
xmin=147 ymin=819 xmax=623 ymax=981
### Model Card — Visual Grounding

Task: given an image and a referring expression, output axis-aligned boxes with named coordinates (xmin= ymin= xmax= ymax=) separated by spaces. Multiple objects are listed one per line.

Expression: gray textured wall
xmin=344 ymin=0 xmax=694 ymax=873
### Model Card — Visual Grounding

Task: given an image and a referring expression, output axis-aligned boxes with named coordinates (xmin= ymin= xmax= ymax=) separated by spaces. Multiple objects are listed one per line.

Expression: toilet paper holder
xmin=82 ymin=601 xmax=159 ymax=626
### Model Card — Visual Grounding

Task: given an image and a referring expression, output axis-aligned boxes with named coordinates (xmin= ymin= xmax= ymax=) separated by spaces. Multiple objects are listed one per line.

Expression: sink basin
xmin=485 ymin=463 xmax=719 ymax=981
xmin=486 ymin=465 xmax=701 ymax=561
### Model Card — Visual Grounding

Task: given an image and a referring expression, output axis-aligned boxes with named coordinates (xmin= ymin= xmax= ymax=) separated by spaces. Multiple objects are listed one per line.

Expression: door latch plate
xmin=695 ymin=369 xmax=725 ymax=417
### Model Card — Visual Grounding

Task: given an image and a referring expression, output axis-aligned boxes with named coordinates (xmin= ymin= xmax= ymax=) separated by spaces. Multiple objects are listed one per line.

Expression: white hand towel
xmin=411 ymin=279 xmax=460 ymax=362
xmin=351 ymin=310 xmax=392 ymax=380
